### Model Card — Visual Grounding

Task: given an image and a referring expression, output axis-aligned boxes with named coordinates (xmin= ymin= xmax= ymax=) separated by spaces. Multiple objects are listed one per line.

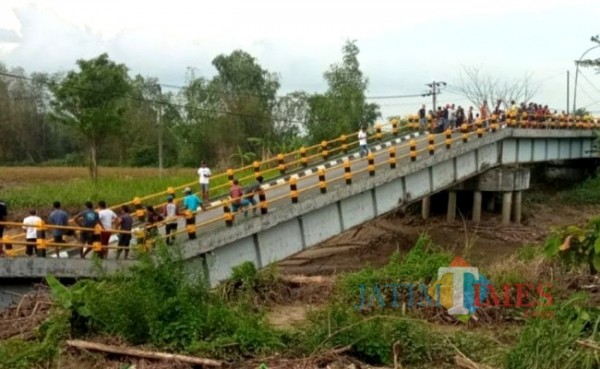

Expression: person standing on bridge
xmin=418 ymin=104 xmax=427 ymax=131
xmin=480 ymin=101 xmax=491 ymax=127
xmin=22 ymin=209 xmax=42 ymax=257
xmin=116 ymin=205 xmax=133 ymax=260
xmin=163 ymin=195 xmax=179 ymax=245
xmin=244 ymin=175 xmax=264 ymax=216
xmin=74 ymin=201 xmax=102 ymax=259
xmin=358 ymin=126 xmax=370 ymax=158
xmin=98 ymin=201 xmax=117 ymax=259
xmin=0 ymin=199 xmax=10 ymax=256
xmin=48 ymin=201 xmax=69 ymax=257
xmin=182 ymin=187 xmax=203 ymax=214
xmin=197 ymin=161 xmax=211 ymax=208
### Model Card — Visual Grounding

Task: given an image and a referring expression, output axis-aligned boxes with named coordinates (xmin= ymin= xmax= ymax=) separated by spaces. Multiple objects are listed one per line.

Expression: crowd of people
xmin=417 ymin=99 xmax=575 ymax=133
xmin=0 ymin=160 xmax=269 ymax=260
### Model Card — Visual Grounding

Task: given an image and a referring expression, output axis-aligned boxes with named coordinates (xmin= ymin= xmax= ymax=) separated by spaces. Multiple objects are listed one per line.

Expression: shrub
xmin=505 ymin=292 xmax=600 ymax=369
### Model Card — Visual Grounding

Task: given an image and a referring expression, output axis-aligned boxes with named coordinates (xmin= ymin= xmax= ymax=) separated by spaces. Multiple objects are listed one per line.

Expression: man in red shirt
xmin=230 ymin=179 xmax=251 ymax=217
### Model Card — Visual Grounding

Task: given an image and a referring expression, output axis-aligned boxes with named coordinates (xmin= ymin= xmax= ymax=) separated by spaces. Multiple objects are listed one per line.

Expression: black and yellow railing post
xmin=185 ymin=210 xmax=196 ymax=240
xmin=253 ymin=161 xmax=261 ymax=179
xmin=93 ymin=224 xmax=102 ymax=254
xmin=321 ymin=141 xmax=329 ymax=160
xmin=476 ymin=118 xmax=483 ymax=131
xmin=290 ymin=177 xmax=298 ymax=203
xmin=259 ymin=188 xmax=268 ymax=214
xmin=560 ymin=115 xmax=566 ymax=129
xmin=389 ymin=147 xmax=397 ymax=168
xmin=133 ymin=197 xmax=145 ymax=222
xmin=368 ymin=152 xmax=375 ymax=176
xmin=344 ymin=160 xmax=352 ymax=184
xmin=409 ymin=139 xmax=417 ymax=161
xmin=428 ymin=134 xmax=435 ymax=155
xmin=490 ymin=115 xmax=498 ymax=132
xmin=318 ymin=168 xmax=327 ymax=193
xmin=445 ymin=129 xmax=452 ymax=149
xmin=392 ymin=119 xmax=399 ymax=137
xmin=223 ymin=200 xmax=233 ymax=227
xmin=340 ymin=134 xmax=348 ymax=154
xmin=300 ymin=147 xmax=308 ymax=167
xmin=36 ymin=220 xmax=47 ymax=258
xmin=227 ymin=169 xmax=234 ymax=186
xmin=1 ymin=236 xmax=12 ymax=256
xmin=477 ymin=126 xmax=483 ymax=138
xmin=375 ymin=124 xmax=382 ymax=141
xmin=278 ymin=154 xmax=286 ymax=175
xmin=461 ymin=123 xmax=468 ymax=143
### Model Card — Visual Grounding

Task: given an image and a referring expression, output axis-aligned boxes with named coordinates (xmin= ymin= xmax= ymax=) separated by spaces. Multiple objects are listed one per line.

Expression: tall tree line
xmin=0 ymin=40 xmax=380 ymax=178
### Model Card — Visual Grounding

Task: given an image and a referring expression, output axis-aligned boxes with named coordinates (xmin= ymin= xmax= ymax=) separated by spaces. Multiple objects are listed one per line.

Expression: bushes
xmin=505 ymin=293 xmax=600 ymax=369
xmin=0 ymin=311 xmax=70 ymax=369
xmin=46 ymin=246 xmax=284 ymax=360
xmin=335 ymin=234 xmax=452 ymax=306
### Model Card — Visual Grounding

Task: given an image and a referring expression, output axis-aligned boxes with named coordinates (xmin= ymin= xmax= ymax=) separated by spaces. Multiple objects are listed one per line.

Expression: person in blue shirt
xmin=181 ymin=187 xmax=203 ymax=213
xmin=48 ymin=201 xmax=69 ymax=257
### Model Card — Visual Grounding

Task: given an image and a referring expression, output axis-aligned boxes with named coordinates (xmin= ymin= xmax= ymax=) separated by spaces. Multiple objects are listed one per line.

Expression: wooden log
xmin=66 ymin=339 xmax=223 ymax=367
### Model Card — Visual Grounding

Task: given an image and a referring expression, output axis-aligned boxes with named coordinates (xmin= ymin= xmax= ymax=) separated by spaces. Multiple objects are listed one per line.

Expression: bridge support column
xmin=502 ymin=191 xmax=512 ymax=225
xmin=421 ymin=196 xmax=431 ymax=220
xmin=447 ymin=191 xmax=457 ymax=222
xmin=472 ymin=191 xmax=482 ymax=223
xmin=512 ymin=191 xmax=522 ymax=224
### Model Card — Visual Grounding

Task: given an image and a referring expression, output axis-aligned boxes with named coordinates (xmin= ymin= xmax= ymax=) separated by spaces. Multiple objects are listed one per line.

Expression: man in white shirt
xmin=97 ymin=201 xmax=117 ymax=258
xmin=358 ymin=126 xmax=369 ymax=158
xmin=22 ymin=209 xmax=42 ymax=257
xmin=197 ymin=161 xmax=211 ymax=207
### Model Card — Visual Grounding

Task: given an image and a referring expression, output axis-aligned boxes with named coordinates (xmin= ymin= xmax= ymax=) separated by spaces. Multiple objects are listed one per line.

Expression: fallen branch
xmin=577 ymin=339 xmax=600 ymax=351
xmin=280 ymin=275 xmax=332 ymax=284
xmin=66 ymin=339 xmax=223 ymax=367
xmin=450 ymin=340 xmax=495 ymax=369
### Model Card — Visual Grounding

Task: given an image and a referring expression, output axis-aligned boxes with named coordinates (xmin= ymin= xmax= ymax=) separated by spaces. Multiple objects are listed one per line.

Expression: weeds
xmin=0 ymin=310 xmax=70 ymax=369
xmin=505 ymin=293 xmax=600 ymax=369
xmin=45 ymin=245 xmax=284 ymax=360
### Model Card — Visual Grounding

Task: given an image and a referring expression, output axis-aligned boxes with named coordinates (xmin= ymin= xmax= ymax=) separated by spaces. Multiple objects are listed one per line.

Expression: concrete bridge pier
xmin=502 ymin=192 xmax=512 ymax=225
xmin=512 ymin=191 xmax=522 ymax=224
xmin=447 ymin=191 xmax=457 ymax=222
xmin=472 ymin=191 xmax=482 ymax=223
xmin=455 ymin=166 xmax=530 ymax=225
xmin=421 ymin=196 xmax=431 ymax=220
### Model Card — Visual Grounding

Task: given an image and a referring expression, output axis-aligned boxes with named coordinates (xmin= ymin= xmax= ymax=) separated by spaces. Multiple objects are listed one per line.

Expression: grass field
xmin=0 ymin=166 xmax=272 ymax=219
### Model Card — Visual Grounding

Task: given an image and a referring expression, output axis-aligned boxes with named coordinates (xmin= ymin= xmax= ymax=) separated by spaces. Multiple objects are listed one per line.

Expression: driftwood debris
xmin=577 ymin=339 xmax=600 ymax=351
xmin=66 ymin=339 xmax=223 ymax=367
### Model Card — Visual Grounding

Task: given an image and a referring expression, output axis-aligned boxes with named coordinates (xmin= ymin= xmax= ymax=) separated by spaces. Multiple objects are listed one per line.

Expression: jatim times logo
xmin=355 ymin=257 xmax=554 ymax=320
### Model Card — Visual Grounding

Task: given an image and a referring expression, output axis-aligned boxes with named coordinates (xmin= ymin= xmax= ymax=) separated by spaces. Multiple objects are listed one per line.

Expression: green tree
xmin=50 ymin=53 xmax=131 ymax=179
xmin=578 ymin=35 xmax=600 ymax=72
xmin=306 ymin=40 xmax=380 ymax=143
xmin=182 ymin=51 xmax=280 ymax=165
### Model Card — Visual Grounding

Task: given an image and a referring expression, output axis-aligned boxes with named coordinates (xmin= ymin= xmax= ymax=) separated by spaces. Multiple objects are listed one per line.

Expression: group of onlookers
xmin=0 ymin=159 xmax=268 ymax=260
xmin=417 ymin=99 xmax=571 ymax=133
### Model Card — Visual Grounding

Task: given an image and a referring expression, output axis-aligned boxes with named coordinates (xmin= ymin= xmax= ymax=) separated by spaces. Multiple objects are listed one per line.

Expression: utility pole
xmin=157 ymin=84 xmax=163 ymax=178
xmin=566 ymin=70 xmax=570 ymax=116
xmin=425 ymin=81 xmax=446 ymax=113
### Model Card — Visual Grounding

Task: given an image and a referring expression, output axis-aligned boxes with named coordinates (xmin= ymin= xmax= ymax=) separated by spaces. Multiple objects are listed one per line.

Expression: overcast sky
xmin=1 ymin=0 xmax=599 ymax=119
